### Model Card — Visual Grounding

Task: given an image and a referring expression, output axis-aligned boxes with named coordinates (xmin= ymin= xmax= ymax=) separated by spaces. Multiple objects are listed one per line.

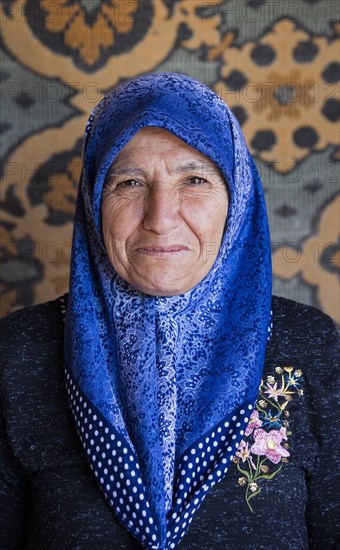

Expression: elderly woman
xmin=0 ymin=73 xmax=339 ymax=549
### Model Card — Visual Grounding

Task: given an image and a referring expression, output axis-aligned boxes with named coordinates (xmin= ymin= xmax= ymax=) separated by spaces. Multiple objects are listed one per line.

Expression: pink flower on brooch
xmin=236 ymin=440 xmax=256 ymax=469
xmin=264 ymin=382 xmax=285 ymax=401
xmin=245 ymin=410 xmax=263 ymax=436
xmin=250 ymin=428 xmax=290 ymax=464
xmin=280 ymin=426 xmax=288 ymax=440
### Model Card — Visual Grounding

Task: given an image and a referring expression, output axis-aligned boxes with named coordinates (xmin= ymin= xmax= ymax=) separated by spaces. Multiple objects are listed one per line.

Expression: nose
xmin=143 ymin=186 xmax=180 ymax=235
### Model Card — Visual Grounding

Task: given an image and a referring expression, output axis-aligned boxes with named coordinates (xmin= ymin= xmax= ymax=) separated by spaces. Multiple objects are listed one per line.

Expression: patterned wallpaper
xmin=1 ymin=0 xmax=339 ymax=323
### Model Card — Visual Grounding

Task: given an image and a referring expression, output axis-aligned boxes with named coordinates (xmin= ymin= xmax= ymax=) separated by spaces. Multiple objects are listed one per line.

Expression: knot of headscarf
xmin=65 ymin=73 xmax=272 ymax=549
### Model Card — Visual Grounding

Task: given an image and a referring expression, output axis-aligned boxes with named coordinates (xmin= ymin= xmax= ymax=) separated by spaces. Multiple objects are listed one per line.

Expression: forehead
xmin=111 ymin=127 xmax=217 ymax=167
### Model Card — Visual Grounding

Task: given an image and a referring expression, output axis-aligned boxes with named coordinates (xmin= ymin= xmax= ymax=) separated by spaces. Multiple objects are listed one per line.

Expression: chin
xmin=134 ymin=277 xmax=194 ymax=297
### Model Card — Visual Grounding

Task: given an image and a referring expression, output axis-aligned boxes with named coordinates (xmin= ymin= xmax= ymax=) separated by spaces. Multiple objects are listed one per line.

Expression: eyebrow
xmin=173 ymin=162 xmax=219 ymax=176
xmin=107 ymin=165 xmax=148 ymax=178
xmin=107 ymin=161 xmax=220 ymax=179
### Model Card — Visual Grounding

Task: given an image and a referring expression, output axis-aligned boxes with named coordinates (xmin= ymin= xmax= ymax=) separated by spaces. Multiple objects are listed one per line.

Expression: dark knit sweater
xmin=0 ymin=295 xmax=339 ymax=549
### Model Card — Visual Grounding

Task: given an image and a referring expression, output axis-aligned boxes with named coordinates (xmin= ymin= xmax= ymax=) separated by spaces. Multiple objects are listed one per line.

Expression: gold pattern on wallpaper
xmin=41 ymin=0 xmax=137 ymax=66
xmin=215 ymin=19 xmax=339 ymax=171
xmin=1 ymin=0 xmax=223 ymax=85
xmin=273 ymin=196 xmax=340 ymax=324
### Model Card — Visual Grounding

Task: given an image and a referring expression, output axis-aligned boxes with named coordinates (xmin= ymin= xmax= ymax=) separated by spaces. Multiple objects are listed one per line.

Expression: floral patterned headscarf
xmin=65 ymin=73 xmax=272 ymax=549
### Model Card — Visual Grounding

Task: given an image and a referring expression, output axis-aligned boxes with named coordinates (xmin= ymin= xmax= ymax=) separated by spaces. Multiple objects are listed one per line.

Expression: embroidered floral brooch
xmin=234 ymin=366 xmax=304 ymax=512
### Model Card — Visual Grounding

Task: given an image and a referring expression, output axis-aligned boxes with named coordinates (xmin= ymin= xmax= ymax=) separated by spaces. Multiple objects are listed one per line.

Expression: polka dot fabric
xmin=66 ymin=366 xmax=253 ymax=549
xmin=66 ymin=369 xmax=158 ymax=546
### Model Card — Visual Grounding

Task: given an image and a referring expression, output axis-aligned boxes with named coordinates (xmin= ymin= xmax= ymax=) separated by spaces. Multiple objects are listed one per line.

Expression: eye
xmin=116 ymin=178 xmax=141 ymax=188
xmin=185 ymin=176 xmax=208 ymax=185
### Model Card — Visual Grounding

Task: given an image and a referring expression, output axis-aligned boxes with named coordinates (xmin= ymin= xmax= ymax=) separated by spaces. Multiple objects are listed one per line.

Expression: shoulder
xmin=271 ymin=295 xmax=337 ymax=328
xmin=271 ymin=295 xmax=338 ymax=344
xmin=0 ymin=294 xmax=67 ymax=345
xmin=0 ymin=295 xmax=67 ymax=421
xmin=0 ymin=295 xmax=67 ymax=369
xmin=268 ymin=295 xmax=339 ymax=386
xmin=0 ymin=295 xmax=85 ymax=472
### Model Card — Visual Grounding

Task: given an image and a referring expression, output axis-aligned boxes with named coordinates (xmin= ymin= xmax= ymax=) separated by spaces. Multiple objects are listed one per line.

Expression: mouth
xmin=134 ymin=245 xmax=189 ymax=257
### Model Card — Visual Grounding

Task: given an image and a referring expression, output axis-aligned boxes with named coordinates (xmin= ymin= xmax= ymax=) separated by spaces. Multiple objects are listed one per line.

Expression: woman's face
xmin=101 ymin=127 xmax=229 ymax=296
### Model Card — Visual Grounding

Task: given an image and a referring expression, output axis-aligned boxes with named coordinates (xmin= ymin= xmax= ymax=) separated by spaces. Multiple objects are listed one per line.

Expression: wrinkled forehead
xmin=107 ymin=126 xmax=225 ymax=181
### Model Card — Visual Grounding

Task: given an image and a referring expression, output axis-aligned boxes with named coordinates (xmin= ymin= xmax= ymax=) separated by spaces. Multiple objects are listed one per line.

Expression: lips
xmin=136 ymin=245 xmax=188 ymax=256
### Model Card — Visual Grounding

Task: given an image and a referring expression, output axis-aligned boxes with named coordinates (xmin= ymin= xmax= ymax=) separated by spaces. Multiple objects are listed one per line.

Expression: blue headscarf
xmin=65 ymin=73 xmax=272 ymax=549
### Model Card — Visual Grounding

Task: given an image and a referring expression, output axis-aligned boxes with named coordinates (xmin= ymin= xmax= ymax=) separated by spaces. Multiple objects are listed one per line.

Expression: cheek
xmin=184 ymin=195 xmax=228 ymax=244
xmin=102 ymin=198 xmax=147 ymax=271
xmin=102 ymin=206 xmax=120 ymax=251
xmin=215 ymin=202 xmax=229 ymax=240
xmin=102 ymin=201 xmax=128 ymax=269
xmin=102 ymin=198 xmax=141 ymax=243
xmin=209 ymin=191 xmax=229 ymax=240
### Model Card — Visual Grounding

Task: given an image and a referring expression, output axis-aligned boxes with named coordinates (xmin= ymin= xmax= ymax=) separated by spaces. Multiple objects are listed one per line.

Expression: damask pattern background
xmin=1 ymin=0 xmax=339 ymax=323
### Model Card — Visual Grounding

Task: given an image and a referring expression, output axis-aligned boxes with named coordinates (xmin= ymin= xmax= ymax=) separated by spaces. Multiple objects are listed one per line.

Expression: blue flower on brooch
xmin=262 ymin=410 xmax=285 ymax=429
xmin=282 ymin=366 xmax=303 ymax=390
xmin=284 ymin=374 xmax=302 ymax=389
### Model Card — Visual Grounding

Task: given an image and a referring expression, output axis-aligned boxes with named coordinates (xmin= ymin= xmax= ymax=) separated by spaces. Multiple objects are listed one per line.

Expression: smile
xmin=135 ymin=246 xmax=188 ymax=257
